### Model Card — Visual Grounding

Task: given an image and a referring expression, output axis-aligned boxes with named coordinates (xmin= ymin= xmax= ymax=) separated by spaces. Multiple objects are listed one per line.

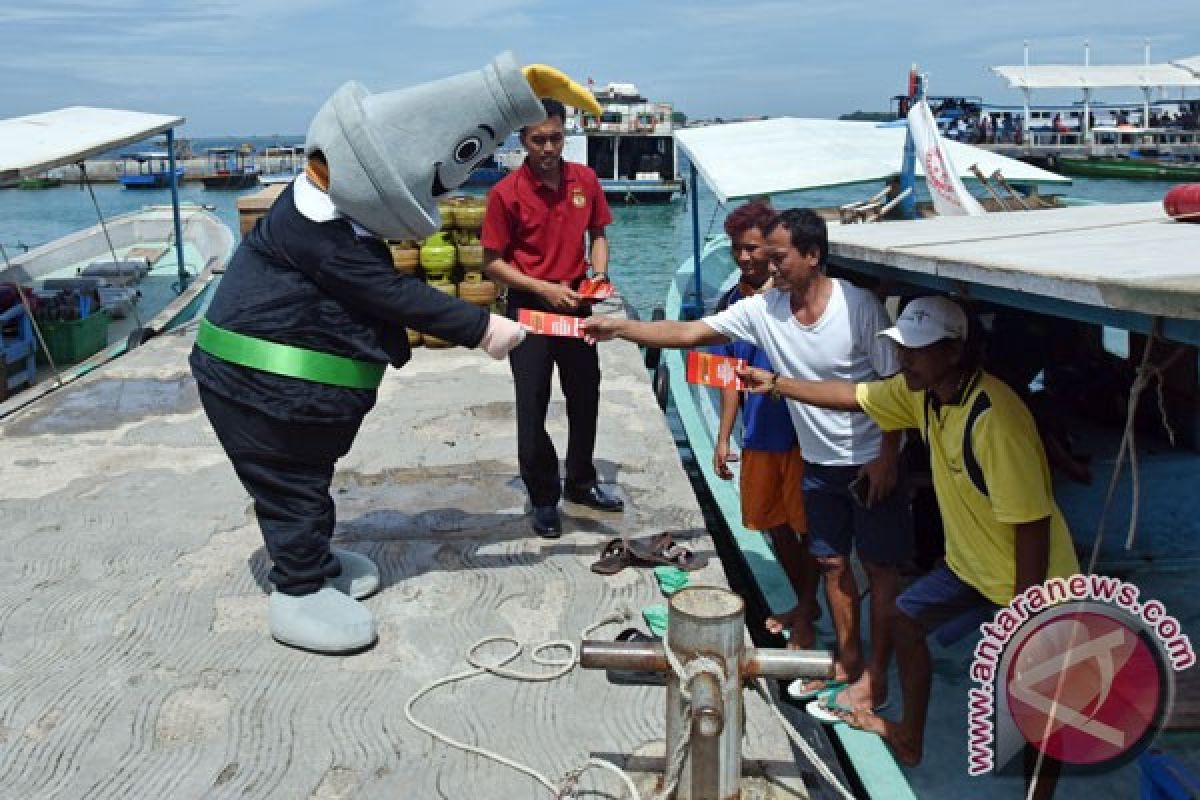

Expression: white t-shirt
xmin=704 ymin=278 xmax=898 ymax=466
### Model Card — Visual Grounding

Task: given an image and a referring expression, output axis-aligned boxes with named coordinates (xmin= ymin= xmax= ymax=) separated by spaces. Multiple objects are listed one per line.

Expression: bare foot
xmin=830 ymin=673 xmax=888 ymax=713
xmin=764 ymin=606 xmax=817 ymax=649
xmin=828 ymin=707 xmax=922 ymax=767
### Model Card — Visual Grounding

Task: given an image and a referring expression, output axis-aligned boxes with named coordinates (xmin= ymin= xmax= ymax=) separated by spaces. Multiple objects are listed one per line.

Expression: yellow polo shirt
xmin=856 ymin=372 xmax=1079 ymax=605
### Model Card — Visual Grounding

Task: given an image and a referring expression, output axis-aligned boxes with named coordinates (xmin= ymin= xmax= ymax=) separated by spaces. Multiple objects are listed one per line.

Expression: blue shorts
xmin=896 ymin=562 xmax=1002 ymax=646
xmin=802 ymin=462 xmax=913 ymax=566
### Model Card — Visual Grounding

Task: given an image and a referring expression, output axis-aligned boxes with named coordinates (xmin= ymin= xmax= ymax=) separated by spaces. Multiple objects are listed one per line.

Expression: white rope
xmin=653 ymin=647 xmax=726 ymax=800
xmin=751 ymin=678 xmax=858 ymax=800
xmin=1036 ymin=335 xmax=1186 ymax=800
xmin=1087 ymin=335 xmax=1185 ymax=570
xmin=403 ymin=609 xmax=643 ymax=800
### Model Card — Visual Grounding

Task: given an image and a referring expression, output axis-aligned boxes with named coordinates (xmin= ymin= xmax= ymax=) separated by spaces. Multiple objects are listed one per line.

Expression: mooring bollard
xmin=580 ymin=586 xmax=834 ymax=800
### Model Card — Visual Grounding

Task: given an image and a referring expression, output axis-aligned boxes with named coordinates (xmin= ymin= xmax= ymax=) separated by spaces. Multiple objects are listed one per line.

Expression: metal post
xmin=899 ymin=66 xmax=919 ymax=220
xmin=688 ymin=161 xmax=703 ymax=319
xmin=166 ymin=129 xmax=188 ymax=292
xmin=665 ymin=588 xmax=743 ymax=799
xmin=579 ymin=586 xmax=833 ymax=800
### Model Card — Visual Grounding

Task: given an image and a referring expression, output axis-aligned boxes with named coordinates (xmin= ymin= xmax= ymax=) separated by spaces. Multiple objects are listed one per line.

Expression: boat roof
xmin=673 ymin=117 xmax=1067 ymax=204
xmin=119 ymin=151 xmax=171 ymax=160
xmin=828 ymin=202 xmax=1200 ymax=337
xmin=991 ymin=59 xmax=1200 ymax=90
xmin=0 ymin=107 xmax=183 ymax=182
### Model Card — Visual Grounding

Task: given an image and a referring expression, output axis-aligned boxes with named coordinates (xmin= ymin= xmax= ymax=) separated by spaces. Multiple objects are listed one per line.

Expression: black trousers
xmin=507 ymin=321 xmax=601 ymax=507
xmin=198 ymin=386 xmax=363 ymax=595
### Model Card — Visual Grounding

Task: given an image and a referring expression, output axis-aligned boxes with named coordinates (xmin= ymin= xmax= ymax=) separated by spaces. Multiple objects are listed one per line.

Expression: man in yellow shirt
xmin=738 ymin=296 xmax=1078 ymax=795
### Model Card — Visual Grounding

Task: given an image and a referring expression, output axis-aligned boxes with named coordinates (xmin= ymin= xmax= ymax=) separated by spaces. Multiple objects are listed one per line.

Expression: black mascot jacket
xmin=191 ymin=184 xmax=488 ymax=424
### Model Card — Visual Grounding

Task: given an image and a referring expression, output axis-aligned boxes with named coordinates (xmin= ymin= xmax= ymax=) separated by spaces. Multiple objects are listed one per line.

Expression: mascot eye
xmin=454 ymin=137 xmax=483 ymax=164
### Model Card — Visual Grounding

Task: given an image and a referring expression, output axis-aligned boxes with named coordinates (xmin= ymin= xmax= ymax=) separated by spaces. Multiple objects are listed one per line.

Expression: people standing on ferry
xmin=736 ymin=296 xmax=1078 ymax=798
xmin=189 ymin=55 xmax=599 ymax=654
xmin=711 ymin=201 xmax=819 ymax=649
xmin=482 ymin=98 xmax=623 ymax=538
xmin=580 ymin=208 xmax=910 ymax=717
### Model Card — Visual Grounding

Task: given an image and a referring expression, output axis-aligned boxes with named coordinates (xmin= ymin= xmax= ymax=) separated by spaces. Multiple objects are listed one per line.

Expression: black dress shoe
xmin=564 ymin=484 xmax=624 ymax=512
xmin=531 ymin=505 xmax=562 ymax=538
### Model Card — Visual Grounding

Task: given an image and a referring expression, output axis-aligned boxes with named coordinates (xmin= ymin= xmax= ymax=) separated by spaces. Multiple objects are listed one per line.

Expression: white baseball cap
xmin=879 ymin=296 xmax=967 ymax=348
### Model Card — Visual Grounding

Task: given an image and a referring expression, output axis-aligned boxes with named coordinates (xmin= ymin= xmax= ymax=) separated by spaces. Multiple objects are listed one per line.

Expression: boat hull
xmin=0 ymin=206 xmax=235 ymax=416
xmin=601 ymin=180 xmax=681 ymax=205
xmin=1054 ymin=156 xmax=1200 ymax=180
xmin=202 ymin=173 xmax=261 ymax=190
xmin=119 ymin=167 xmax=185 ymax=189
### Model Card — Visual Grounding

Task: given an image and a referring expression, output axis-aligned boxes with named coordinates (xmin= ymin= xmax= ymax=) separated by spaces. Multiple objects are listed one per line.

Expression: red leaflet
xmin=518 ymin=309 xmax=585 ymax=338
xmin=686 ymin=351 xmax=745 ymax=389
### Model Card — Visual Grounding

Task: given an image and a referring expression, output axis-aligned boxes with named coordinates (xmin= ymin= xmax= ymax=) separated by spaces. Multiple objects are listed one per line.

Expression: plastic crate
xmin=35 ymin=311 xmax=110 ymax=365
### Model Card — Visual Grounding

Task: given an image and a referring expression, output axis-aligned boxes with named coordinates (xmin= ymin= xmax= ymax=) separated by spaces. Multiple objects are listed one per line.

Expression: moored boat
xmin=258 ymin=145 xmax=305 ymax=186
xmin=566 ymin=81 xmax=682 ymax=204
xmin=659 ymin=105 xmax=1200 ymax=798
xmin=1051 ymin=154 xmax=1200 ymax=180
xmin=118 ymin=151 xmax=185 ymax=189
xmin=0 ymin=107 xmax=236 ymax=416
xmin=201 ymin=145 xmax=261 ymax=189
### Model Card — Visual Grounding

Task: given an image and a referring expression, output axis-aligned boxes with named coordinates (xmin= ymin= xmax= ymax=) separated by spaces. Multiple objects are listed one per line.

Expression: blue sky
xmin=2 ymin=0 xmax=1199 ymax=136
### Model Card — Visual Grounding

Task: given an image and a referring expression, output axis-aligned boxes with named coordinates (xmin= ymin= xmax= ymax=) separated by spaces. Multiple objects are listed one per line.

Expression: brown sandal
xmin=590 ymin=538 xmax=636 ymax=575
xmin=627 ymin=533 xmax=709 ymax=572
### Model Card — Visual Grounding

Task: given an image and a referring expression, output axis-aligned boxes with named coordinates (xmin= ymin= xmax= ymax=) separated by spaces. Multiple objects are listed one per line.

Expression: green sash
xmin=195 ymin=319 xmax=386 ymax=390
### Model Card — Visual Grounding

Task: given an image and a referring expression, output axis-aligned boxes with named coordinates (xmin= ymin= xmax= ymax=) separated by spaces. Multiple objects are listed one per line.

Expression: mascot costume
xmin=190 ymin=53 xmax=601 ymax=653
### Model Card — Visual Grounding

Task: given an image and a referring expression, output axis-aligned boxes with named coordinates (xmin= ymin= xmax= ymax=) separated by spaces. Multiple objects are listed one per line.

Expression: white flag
xmin=906 ymin=100 xmax=986 ymax=217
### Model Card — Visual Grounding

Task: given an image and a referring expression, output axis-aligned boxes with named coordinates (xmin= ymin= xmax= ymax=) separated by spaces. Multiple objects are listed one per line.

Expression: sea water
xmin=0 ymin=176 xmax=1184 ymax=321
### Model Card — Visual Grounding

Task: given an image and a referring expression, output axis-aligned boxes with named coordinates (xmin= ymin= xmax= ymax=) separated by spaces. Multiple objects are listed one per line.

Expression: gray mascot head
xmin=305 ymin=51 xmax=599 ymax=240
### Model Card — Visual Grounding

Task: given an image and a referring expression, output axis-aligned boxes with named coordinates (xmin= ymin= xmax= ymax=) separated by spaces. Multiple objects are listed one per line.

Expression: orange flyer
xmin=686 ymin=351 xmax=745 ymax=390
xmin=577 ymin=278 xmax=615 ymax=300
xmin=518 ymin=309 xmax=585 ymax=338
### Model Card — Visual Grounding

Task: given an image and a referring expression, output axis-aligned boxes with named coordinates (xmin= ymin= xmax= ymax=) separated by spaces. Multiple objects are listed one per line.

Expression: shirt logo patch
xmin=571 ymin=187 xmax=587 ymax=208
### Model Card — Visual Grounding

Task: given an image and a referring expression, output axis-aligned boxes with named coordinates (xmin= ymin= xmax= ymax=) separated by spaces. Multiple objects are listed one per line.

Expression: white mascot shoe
xmin=268 ymin=586 xmax=377 ymax=653
xmin=329 ymin=547 xmax=381 ymax=600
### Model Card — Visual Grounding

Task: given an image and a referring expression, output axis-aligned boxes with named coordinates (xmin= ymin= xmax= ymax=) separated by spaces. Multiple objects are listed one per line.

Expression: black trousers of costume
xmin=507 ymin=329 xmax=601 ymax=507
xmin=198 ymin=387 xmax=362 ymax=595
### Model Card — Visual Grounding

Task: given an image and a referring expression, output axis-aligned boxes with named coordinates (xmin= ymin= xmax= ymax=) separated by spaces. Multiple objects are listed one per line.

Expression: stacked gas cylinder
xmin=387 ymin=195 xmax=500 ymax=348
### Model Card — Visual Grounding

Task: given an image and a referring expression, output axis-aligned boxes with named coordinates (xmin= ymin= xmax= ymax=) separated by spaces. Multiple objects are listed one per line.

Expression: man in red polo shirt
xmin=482 ymin=98 xmax=622 ymax=537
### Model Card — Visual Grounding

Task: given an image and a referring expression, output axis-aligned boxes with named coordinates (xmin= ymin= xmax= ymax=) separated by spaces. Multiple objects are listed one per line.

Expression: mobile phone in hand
xmin=848 ymin=472 xmax=871 ymax=508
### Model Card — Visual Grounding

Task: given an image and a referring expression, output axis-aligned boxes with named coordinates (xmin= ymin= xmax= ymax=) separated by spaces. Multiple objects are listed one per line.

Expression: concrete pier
xmin=0 ymin=313 xmax=840 ymax=799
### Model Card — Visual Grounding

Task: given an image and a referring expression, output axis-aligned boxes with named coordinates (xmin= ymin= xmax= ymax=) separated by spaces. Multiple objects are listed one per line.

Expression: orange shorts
xmin=738 ymin=446 xmax=806 ymax=533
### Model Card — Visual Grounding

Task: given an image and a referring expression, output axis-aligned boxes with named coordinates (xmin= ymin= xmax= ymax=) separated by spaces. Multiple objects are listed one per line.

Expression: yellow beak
xmin=522 ymin=65 xmax=602 ymax=116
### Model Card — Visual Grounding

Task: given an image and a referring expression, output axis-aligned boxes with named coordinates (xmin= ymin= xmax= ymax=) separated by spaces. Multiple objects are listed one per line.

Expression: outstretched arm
xmin=738 ymin=365 xmax=861 ymax=412
xmin=580 ymin=316 xmax=730 ymax=348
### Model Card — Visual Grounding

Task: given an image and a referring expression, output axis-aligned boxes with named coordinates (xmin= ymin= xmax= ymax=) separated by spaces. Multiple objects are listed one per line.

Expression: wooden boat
xmin=258 ymin=145 xmax=305 ymax=186
xmin=661 ymin=110 xmax=1199 ymax=797
xmin=201 ymin=146 xmax=261 ymax=189
xmin=1051 ymin=154 xmax=1200 ymax=180
xmin=17 ymin=173 xmax=62 ymax=189
xmin=0 ymin=107 xmax=236 ymax=416
xmin=566 ymin=81 xmax=683 ymax=204
xmin=118 ymin=151 xmax=185 ymax=189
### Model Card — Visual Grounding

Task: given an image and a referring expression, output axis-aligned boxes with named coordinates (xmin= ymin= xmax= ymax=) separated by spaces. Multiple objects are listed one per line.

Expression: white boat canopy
xmin=991 ymin=59 xmax=1200 ymax=90
xmin=827 ymin=202 xmax=1200 ymax=342
xmin=1175 ymin=56 xmax=1200 ymax=77
xmin=674 ymin=117 xmax=1066 ymax=204
xmin=0 ymin=107 xmax=183 ymax=182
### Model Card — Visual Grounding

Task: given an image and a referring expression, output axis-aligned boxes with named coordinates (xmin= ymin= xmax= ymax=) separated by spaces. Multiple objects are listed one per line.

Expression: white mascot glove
xmin=479 ymin=313 xmax=526 ymax=359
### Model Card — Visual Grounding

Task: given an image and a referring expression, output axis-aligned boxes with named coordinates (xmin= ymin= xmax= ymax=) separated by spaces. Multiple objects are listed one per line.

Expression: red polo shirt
xmin=481 ymin=160 xmax=612 ymax=283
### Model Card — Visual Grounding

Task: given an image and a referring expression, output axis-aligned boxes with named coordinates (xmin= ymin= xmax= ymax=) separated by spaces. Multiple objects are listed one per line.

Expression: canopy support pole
xmin=687 ymin=162 xmax=703 ymax=319
xmin=899 ymin=69 xmax=922 ymax=220
xmin=167 ymin=128 xmax=188 ymax=292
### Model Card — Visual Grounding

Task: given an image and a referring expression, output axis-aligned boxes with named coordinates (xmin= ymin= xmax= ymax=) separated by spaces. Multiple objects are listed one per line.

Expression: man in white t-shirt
xmin=583 ymin=209 xmax=911 ymax=716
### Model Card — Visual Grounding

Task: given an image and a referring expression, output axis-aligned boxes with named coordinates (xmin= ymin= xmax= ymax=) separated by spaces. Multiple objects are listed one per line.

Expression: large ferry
xmin=565 ymin=81 xmax=682 ymax=204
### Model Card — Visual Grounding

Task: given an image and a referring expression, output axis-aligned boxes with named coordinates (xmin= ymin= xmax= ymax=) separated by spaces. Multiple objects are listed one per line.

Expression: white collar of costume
xmin=293 ymin=173 xmax=375 ymax=238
